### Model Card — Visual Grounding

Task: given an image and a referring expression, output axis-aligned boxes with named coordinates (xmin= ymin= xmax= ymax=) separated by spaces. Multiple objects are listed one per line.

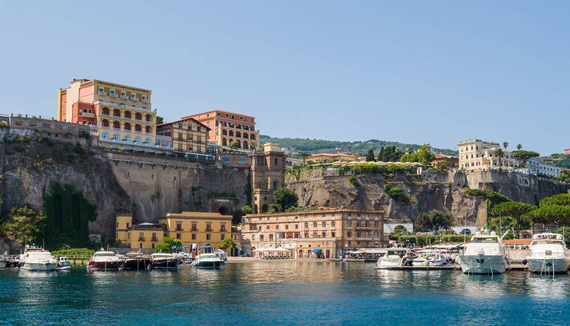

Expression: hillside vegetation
xmin=259 ymin=135 xmax=457 ymax=156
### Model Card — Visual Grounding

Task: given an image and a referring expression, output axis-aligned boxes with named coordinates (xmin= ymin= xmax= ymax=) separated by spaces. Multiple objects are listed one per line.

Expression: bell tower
xmin=250 ymin=143 xmax=286 ymax=213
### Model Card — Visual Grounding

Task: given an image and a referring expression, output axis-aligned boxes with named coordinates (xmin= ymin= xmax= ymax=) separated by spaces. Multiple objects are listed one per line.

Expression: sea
xmin=1 ymin=260 xmax=570 ymax=325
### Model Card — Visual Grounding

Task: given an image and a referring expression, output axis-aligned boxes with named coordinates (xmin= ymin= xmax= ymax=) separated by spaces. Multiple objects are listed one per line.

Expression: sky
xmin=0 ymin=1 xmax=569 ymax=154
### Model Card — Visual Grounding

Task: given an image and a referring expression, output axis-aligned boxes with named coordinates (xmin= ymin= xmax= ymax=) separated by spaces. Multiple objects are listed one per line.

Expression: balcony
xmin=98 ymin=91 xmax=107 ymax=96
xmin=138 ymin=237 xmax=145 ymax=241
xmin=151 ymin=237 xmax=159 ymax=242
xmin=132 ymin=97 xmax=139 ymax=101
xmin=191 ymin=228 xmax=198 ymax=232
xmin=98 ymin=138 xmax=174 ymax=150
xmin=110 ymin=93 xmax=118 ymax=98
xmin=81 ymin=112 xmax=95 ymax=118
xmin=141 ymin=98 xmax=148 ymax=103
xmin=121 ymin=95 xmax=128 ymax=99
xmin=206 ymin=228 xmax=213 ymax=232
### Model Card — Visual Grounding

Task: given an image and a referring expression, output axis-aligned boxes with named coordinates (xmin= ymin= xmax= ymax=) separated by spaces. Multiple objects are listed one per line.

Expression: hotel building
xmin=116 ymin=215 xmax=165 ymax=251
xmin=57 ymin=79 xmax=172 ymax=153
xmin=458 ymin=139 xmax=519 ymax=171
xmin=242 ymin=208 xmax=385 ymax=259
xmin=184 ymin=110 xmax=259 ymax=150
xmin=156 ymin=117 xmax=209 ymax=153
xmin=525 ymin=158 xmax=560 ymax=178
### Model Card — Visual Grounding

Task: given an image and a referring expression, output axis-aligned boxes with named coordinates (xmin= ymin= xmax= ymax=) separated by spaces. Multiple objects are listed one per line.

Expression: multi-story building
xmin=242 ymin=208 xmax=386 ymax=259
xmin=458 ymin=139 xmax=519 ymax=171
xmin=251 ymin=143 xmax=286 ymax=214
xmin=184 ymin=110 xmax=259 ymax=150
xmin=57 ymin=79 xmax=172 ymax=153
xmin=156 ymin=117 xmax=209 ymax=153
xmin=158 ymin=212 xmax=233 ymax=252
xmin=526 ymin=158 xmax=561 ymax=178
xmin=116 ymin=215 xmax=165 ymax=251
xmin=565 ymin=149 xmax=570 ymax=155
xmin=431 ymin=154 xmax=459 ymax=169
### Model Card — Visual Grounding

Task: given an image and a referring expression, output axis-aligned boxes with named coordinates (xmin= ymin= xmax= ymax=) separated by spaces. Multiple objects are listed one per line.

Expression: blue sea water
xmin=1 ymin=261 xmax=570 ymax=325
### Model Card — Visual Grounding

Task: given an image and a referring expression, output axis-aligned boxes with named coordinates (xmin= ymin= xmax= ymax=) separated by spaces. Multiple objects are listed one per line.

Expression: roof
xmin=165 ymin=211 xmax=233 ymax=219
xmin=68 ymin=79 xmax=152 ymax=93
xmin=503 ymin=239 xmax=532 ymax=244
xmin=156 ymin=116 xmax=210 ymax=130
xmin=182 ymin=110 xmax=256 ymax=120
xmin=247 ymin=207 xmax=385 ymax=218
xmin=433 ymin=154 xmax=458 ymax=160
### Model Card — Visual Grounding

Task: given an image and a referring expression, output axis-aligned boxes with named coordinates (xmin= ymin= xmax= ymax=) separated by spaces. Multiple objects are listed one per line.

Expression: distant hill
xmin=259 ymin=135 xmax=458 ymax=156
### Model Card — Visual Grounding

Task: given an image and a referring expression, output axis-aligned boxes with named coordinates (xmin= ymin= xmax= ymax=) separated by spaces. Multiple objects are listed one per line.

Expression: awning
xmin=200 ymin=245 xmax=213 ymax=249
xmin=311 ymin=248 xmax=322 ymax=253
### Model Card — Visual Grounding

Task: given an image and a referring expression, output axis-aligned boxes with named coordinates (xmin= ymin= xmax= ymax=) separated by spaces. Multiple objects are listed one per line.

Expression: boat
xmin=525 ymin=233 xmax=570 ymax=274
xmin=375 ymin=248 xmax=412 ymax=269
xmin=88 ymin=250 xmax=122 ymax=270
xmin=214 ymin=249 xmax=228 ymax=265
xmin=458 ymin=231 xmax=509 ymax=275
xmin=122 ymin=252 xmax=151 ymax=271
xmin=20 ymin=246 xmax=58 ymax=271
xmin=149 ymin=253 xmax=179 ymax=269
xmin=57 ymin=257 xmax=71 ymax=270
xmin=191 ymin=253 xmax=225 ymax=269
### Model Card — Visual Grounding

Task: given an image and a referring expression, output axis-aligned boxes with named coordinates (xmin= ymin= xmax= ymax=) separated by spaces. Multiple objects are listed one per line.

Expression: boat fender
xmin=522 ymin=259 xmax=528 ymax=265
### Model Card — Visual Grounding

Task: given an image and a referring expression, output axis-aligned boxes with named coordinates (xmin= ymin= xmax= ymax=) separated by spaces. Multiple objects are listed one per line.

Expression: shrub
xmin=348 ymin=176 xmax=361 ymax=187
xmin=384 ymin=184 xmax=404 ymax=199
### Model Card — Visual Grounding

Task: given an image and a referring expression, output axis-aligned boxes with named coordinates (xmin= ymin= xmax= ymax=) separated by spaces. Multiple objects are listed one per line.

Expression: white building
xmin=458 ymin=139 xmax=519 ymax=172
xmin=526 ymin=158 xmax=560 ymax=178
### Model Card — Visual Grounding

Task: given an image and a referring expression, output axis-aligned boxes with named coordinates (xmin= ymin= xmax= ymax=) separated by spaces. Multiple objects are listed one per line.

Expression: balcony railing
xmin=151 ymin=238 xmax=158 ymax=242
xmin=138 ymin=237 xmax=145 ymax=241
xmin=81 ymin=112 xmax=95 ymax=117
xmin=99 ymin=138 xmax=174 ymax=150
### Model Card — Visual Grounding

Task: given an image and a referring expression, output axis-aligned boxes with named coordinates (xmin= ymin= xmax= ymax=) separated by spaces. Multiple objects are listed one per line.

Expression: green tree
xmin=516 ymin=144 xmax=522 ymax=151
xmin=156 ymin=116 xmax=164 ymax=124
xmin=377 ymin=147 xmax=385 ymax=161
xmin=153 ymin=237 xmax=182 ymax=253
xmin=490 ymin=201 xmax=536 ymax=234
xmin=503 ymin=142 xmax=509 ymax=151
xmin=383 ymin=184 xmax=404 ymax=200
xmin=219 ymin=237 xmax=237 ymax=251
xmin=399 ymin=144 xmax=434 ymax=165
xmin=242 ymin=205 xmax=253 ymax=214
xmin=510 ymin=150 xmax=540 ymax=164
xmin=365 ymin=149 xmax=375 ymax=162
xmin=2 ymin=205 xmax=46 ymax=245
xmin=435 ymin=161 xmax=448 ymax=172
xmin=298 ymin=151 xmax=311 ymax=164
xmin=494 ymin=148 xmax=505 ymax=170
xmin=267 ymin=203 xmax=282 ymax=213
xmin=274 ymin=188 xmax=298 ymax=210
xmin=228 ymin=141 xmax=240 ymax=150
xmin=415 ymin=210 xmax=453 ymax=233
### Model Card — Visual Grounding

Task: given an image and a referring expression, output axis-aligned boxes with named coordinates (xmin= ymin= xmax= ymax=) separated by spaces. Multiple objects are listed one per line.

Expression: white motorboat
xmin=375 ymin=248 xmax=411 ymax=269
xmin=191 ymin=253 xmax=224 ymax=269
xmin=149 ymin=253 xmax=179 ymax=269
xmin=88 ymin=250 xmax=122 ymax=270
xmin=459 ymin=231 xmax=509 ymax=275
xmin=57 ymin=257 xmax=71 ymax=270
xmin=526 ymin=233 xmax=570 ymax=274
xmin=20 ymin=246 xmax=58 ymax=271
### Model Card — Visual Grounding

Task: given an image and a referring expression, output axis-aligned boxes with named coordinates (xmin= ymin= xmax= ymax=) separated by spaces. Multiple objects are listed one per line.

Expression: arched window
xmin=124 ymin=122 xmax=131 ymax=131
xmin=222 ymin=129 xmax=227 ymax=136
xmin=135 ymin=124 xmax=142 ymax=132
xmin=144 ymin=138 xmax=151 ymax=145
xmin=145 ymin=114 xmax=152 ymax=122
xmin=229 ymin=130 xmax=234 ymax=136
xmin=236 ymin=131 xmax=241 ymax=138
xmin=243 ymin=141 xmax=248 ymax=149
xmin=124 ymin=134 xmax=131 ymax=142
xmin=134 ymin=136 xmax=141 ymax=144
xmin=112 ymin=133 xmax=120 ymax=141
xmin=250 ymin=134 xmax=256 ymax=140
xmin=124 ymin=111 xmax=132 ymax=119
xmin=113 ymin=121 xmax=121 ymax=129
xmin=236 ymin=140 xmax=241 ymax=148
xmin=102 ymin=107 xmax=110 ymax=115
xmin=102 ymin=119 xmax=109 ymax=127
xmin=101 ymin=132 xmax=109 ymax=140
xmin=273 ymin=181 xmax=278 ymax=190
xmin=113 ymin=109 xmax=121 ymax=117
xmin=243 ymin=133 xmax=249 ymax=139
xmin=135 ymin=112 xmax=142 ymax=120
xmin=222 ymin=138 xmax=227 ymax=146
xmin=145 ymin=126 xmax=151 ymax=133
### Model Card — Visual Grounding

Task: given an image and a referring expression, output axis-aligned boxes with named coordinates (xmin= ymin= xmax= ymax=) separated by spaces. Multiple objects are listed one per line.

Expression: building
xmin=458 ymin=139 xmax=519 ymax=171
xmin=565 ymin=149 xmax=570 ymax=155
xmin=156 ymin=117 xmax=209 ymax=153
xmin=116 ymin=215 xmax=165 ymax=251
xmin=250 ymin=143 xmax=286 ymax=213
xmin=242 ymin=208 xmax=386 ymax=259
xmin=430 ymin=154 xmax=459 ymax=169
xmin=306 ymin=153 xmax=361 ymax=163
xmin=286 ymin=157 xmax=304 ymax=167
xmin=3 ymin=113 xmax=90 ymax=139
xmin=526 ymin=158 xmax=561 ymax=178
xmin=158 ymin=211 xmax=233 ymax=252
xmin=184 ymin=110 xmax=259 ymax=150
xmin=57 ymin=79 xmax=172 ymax=153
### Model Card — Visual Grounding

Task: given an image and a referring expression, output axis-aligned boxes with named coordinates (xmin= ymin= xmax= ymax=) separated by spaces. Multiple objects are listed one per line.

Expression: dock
xmin=376 ymin=263 xmax=530 ymax=271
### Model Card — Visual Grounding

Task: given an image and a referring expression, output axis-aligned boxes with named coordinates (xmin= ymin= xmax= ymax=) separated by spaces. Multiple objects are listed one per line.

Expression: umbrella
xmin=311 ymin=248 xmax=322 ymax=253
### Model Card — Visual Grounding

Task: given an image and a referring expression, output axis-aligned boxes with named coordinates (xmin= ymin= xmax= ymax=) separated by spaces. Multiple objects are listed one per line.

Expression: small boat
xmin=57 ymin=257 xmax=71 ymax=270
xmin=375 ymin=248 xmax=412 ymax=269
xmin=191 ymin=253 xmax=224 ymax=269
xmin=88 ymin=250 xmax=122 ymax=271
xmin=214 ymin=249 xmax=228 ymax=265
xmin=20 ymin=246 xmax=58 ymax=271
xmin=459 ymin=231 xmax=509 ymax=275
xmin=122 ymin=252 xmax=151 ymax=271
xmin=526 ymin=233 xmax=570 ymax=274
xmin=149 ymin=253 xmax=179 ymax=269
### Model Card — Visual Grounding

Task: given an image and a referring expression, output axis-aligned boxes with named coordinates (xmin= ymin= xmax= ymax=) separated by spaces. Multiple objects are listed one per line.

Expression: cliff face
xmin=286 ymin=167 xmax=568 ymax=225
xmin=0 ymin=137 xmax=249 ymax=243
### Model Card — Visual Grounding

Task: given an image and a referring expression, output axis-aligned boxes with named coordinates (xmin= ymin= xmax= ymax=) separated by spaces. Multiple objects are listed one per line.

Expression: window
xmin=322 ymin=221 xmax=326 ymax=227
xmin=176 ymin=233 xmax=181 ymax=240
xmin=206 ymin=234 xmax=211 ymax=241
xmin=322 ymin=232 xmax=326 ymax=238
xmin=331 ymin=221 xmax=335 ymax=227
xmin=313 ymin=222 xmax=317 ymax=227
xmin=347 ymin=231 xmax=352 ymax=238
xmin=220 ymin=223 xmax=226 ymax=232
xmin=331 ymin=232 xmax=336 ymax=237
xmin=221 ymin=234 xmax=225 ymax=240
xmin=269 ymin=234 xmax=273 ymax=241
xmin=98 ymin=87 xmax=104 ymax=94
xmin=356 ymin=220 xmax=361 ymax=227
xmin=304 ymin=222 xmax=309 ymax=228
xmin=347 ymin=220 xmax=352 ymax=227
xmin=176 ymin=221 xmax=182 ymax=231
xmin=206 ymin=222 xmax=212 ymax=232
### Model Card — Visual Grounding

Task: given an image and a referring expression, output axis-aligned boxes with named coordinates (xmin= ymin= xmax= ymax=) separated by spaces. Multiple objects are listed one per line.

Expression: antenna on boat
xmin=501 ymin=229 xmax=511 ymax=240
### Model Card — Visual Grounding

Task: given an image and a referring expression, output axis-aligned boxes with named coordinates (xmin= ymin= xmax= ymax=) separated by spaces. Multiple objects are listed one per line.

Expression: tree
xmin=503 ymin=142 xmax=509 ymax=151
xmin=267 ymin=203 xmax=282 ymax=213
xmin=435 ymin=161 xmax=448 ymax=172
xmin=490 ymin=201 xmax=536 ymax=234
xmin=399 ymin=144 xmax=434 ymax=165
xmin=377 ymin=147 xmax=385 ymax=162
xmin=494 ymin=148 xmax=505 ymax=170
xmin=406 ymin=147 xmax=414 ymax=154
xmin=273 ymin=188 xmax=298 ymax=210
xmin=516 ymin=144 xmax=522 ymax=151
xmin=365 ymin=149 xmax=375 ymax=162
xmin=242 ymin=205 xmax=253 ymax=214
xmin=2 ymin=205 xmax=46 ymax=245
xmin=415 ymin=210 xmax=453 ymax=233
xmin=156 ymin=116 xmax=164 ymax=124
xmin=298 ymin=151 xmax=311 ymax=164
xmin=153 ymin=237 xmax=182 ymax=253
xmin=219 ymin=237 xmax=237 ymax=251
xmin=510 ymin=150 xmax=540 ymax=164
xmin=228 ymin=141 xmax=240 ymax=150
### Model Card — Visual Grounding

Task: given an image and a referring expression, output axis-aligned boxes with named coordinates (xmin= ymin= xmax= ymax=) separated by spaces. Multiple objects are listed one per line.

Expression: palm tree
xmin=516 ymin=144 xmax=522 ymax=151
xmin=503 ymin=142 xmax=509 ymax=151
xmin=495 ymin=148 xmax=505 ymax=170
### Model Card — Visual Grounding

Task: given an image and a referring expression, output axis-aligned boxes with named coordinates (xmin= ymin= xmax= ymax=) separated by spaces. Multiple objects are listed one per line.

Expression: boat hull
xmin=150 ymin=260 xmax=179 ymax=269
xmin=194 ymin=261 xmax=223 ymax=269
xmin=459 ymin=255 xmax=507 ymax=275
xmin=375 ymin=257 xmax=402 ymax=269
xmin=21 ymin=262 xmax=58 ymax=271
xmin=0 ymin=261 xmax=7 ymax=268
xmin=123 ymin=259 xmax=151 ymax=271
xmin=88 ymin=261 xmax=122 ymax=270
xmin=527 ymin=257 xmax=570 ymax=274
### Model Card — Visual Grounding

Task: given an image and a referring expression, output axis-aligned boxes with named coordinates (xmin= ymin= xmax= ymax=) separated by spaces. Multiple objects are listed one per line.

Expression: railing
xmin=151 ymin=238 xmax=158 ymax=242
xmin=138 ymin=237 xmax=145 ymax=241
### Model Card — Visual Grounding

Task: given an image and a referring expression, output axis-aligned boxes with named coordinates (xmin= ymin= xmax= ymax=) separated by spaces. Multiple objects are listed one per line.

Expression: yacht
xmin=375 ymin=248 xmax=412 ymax=269
xmin=149 ymin=253 xmax=179 ymax=269
xmin=459 ymin=231 xmax=509 ymax=275
xmin=88 ymin=250 xmax=122 ymax=270
xmin=57 ymin=257 xmax=71 ymax=270
xmin=123 ymin=251 xmax=151 ymax=271
xmin=20 ymin=246 xmax=58 ymax=271
xmin=191 ymin=253 xmax=225 ymax=269
xmin=526 ymin=233 xmax=570 ymax=274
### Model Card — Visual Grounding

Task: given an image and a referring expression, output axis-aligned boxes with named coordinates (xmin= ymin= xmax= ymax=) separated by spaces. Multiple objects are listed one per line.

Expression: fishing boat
xmin=88 ymin=250 xmax=122 ymax=271
xmin=57 ymin=257 xmax=71 ymax=270
xmin=525 ymin=233 xmax=570 ymax=274
xmin=459 ymin=231 xmax=509 ymax=275
xmin=122 ymin=252 xmax=151 ymax=271
xmin=149 ymin=253 xmax=179 ymax=269
xmin=375 ymin=248 xmax=413 ymax=269
xmin=20 ymin=246 xmax=58 ymax=271
xmin=191 ymin=253 xmax=225 ymax=269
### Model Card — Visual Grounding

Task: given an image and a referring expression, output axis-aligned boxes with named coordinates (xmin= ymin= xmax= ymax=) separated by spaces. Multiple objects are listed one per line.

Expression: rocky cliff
xmin=286 ymin=167 xmax=569 ymax=225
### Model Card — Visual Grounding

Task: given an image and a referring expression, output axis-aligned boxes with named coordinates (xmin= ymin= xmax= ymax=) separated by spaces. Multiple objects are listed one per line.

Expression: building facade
xmin=458 ymin=139 xmax=519 ymax=171
xmin=431 ymin=154 xmax=459 ymax=169
xmin=526 ymin=158 xmax=560 ymax=177
xmin=184 ymin=110 xmax=259 ymax=150
xmin=116 ymin=215 xmax=165 ymax=250
xmin=156 ymin=117 xmax=209 ymax=153
xmin=250 ymin=143 xmax=286 ymax=214
xmin=242 ymin=208 xmax=386 ymax=259
xmin=57 ymin=79 xmax=172 ymax=153
xmin=158 ymin=212 xmax=233 ymax=251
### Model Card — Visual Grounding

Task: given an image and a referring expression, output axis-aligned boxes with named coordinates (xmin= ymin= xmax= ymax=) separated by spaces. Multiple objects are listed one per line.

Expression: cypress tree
xmin=378 ymin=147 xmax=385 ymax=161
xmin=366 ymin=149 xmax=375 ymax=162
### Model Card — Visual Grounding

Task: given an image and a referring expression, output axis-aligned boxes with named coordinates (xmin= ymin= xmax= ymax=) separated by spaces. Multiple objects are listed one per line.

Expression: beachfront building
xmin=156 ymin=117 xmax=209 ymax=153
xmin=115 ymin=215 xmax=165 ymax=250
xmin=306 ymin=153 xmax=362 ymax=164
xmin=242 ymin=208 xmax=386 ymax=259
xmin=57 ymin=79 xmax=172 ymax=153
xmin=184 ymin=110 xmax=259 ymax=150
xmin=525 ymin=158 xmax=560 ymax=178
xmin=458 ymin=139 xmax=519 ymax=171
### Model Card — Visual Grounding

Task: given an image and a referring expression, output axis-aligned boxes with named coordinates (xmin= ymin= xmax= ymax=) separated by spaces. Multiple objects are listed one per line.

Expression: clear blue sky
xmin=1 ymin=1 xmax=569 ymax=154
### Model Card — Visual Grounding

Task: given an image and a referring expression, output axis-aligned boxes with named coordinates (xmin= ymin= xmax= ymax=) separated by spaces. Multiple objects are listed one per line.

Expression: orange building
xmin=184 ymin=110 xmax=259 ymax=150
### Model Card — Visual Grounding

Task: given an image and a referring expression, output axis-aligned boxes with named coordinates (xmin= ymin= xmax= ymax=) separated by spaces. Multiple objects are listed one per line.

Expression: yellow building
xmin=116 ymin=215 xmax=165 ymax=250
xmin=156 ymin=117 xmax=209 ymax=153
xmin=159 ymin=212 xmax=233 ymax=251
